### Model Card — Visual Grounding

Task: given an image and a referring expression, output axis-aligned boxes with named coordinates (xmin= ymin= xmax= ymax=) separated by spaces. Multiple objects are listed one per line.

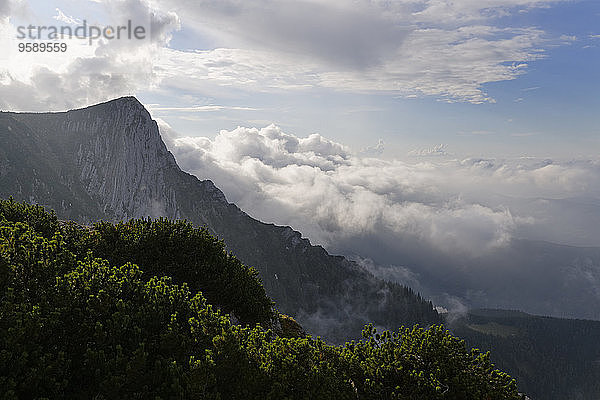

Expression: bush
xmin=0 ymin=199 xmax=523 ymax=399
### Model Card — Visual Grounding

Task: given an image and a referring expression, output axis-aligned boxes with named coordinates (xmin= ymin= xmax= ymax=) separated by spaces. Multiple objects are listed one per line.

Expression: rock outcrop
xmin=0 ymin=97 xmax=440 ymax=342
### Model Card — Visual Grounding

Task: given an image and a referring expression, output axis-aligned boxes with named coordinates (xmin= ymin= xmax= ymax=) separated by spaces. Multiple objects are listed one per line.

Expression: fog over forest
xmin=161 ymin=122 xmax=600 ymax=316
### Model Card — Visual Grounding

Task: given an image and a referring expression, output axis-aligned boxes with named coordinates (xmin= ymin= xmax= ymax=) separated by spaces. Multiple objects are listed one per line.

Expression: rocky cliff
xmin=0 ymin=97 xmax=440 ymax=342
xmin=6 ymin=97 xmax=179 ymax=221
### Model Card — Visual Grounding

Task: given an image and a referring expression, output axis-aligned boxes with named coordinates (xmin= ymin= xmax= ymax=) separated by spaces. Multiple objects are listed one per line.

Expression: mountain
xmin=448 ymin=309 xmax=600 ymax=400
xmin=334 ymin=228 xmax=600 ymax=321
xmin=4 ymin=97 xmax=600 ymax=398
xmin=0 ymin=97 xmax=439 ymax=342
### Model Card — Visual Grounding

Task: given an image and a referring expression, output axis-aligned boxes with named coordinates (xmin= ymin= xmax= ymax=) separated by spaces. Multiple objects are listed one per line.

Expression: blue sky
xmin=146 ymin=0 xmax=599 ymax=159
xmin=1 ymin=0 xmax=598 ymax=159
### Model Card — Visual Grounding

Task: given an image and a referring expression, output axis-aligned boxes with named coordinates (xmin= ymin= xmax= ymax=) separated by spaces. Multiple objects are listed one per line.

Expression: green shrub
xmin=0 ymin=199 xmax=523 ymax=399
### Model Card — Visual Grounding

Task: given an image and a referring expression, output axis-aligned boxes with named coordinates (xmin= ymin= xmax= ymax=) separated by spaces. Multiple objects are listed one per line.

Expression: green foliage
xmin=0 ymin=199 xmax=523 ymax=399
xmin=342 ymin=324 xmax=521 ymax=400
xmin=242 ymin=332 xmax=356 ymax=399
xmin=70 ymin=218 xmax=275 ymax=325
xmin=452 ymin=310 xmax=600 ymax=400
xmin=0 ymin=197 xmax=60 ymax=239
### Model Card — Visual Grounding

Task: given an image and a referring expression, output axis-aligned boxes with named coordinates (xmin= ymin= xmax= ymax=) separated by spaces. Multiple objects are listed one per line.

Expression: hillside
xmin=449 ymin=309 xmax=600 ymax=399
xmin=0 ymin=97 xmax=439 ymax=342
xmin=0 ymin=199 xmax=522 ymax=399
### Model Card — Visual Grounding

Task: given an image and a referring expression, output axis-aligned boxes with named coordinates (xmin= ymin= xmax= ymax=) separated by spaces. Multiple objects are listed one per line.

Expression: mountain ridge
xmin=4 ymin=97 xmax=600 ymax=398
xmin=0 ymin=96 xmax=440 ymax=342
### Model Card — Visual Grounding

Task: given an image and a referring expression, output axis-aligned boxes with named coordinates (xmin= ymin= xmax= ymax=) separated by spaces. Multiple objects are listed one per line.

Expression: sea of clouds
xmin=160 ymin=123 xmax=600 ymax=250
xmin=159 ymin=123 xmax=600 ymax=317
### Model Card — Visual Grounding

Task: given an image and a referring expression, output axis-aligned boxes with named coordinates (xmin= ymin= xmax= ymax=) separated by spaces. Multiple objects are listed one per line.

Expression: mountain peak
xmin=77 ymin=96 xmax=148 ymax=115
xmin=106 ymin=96 xmax=144 ymax=107
xmin=87 ymin=95 xmax=143 ymax=107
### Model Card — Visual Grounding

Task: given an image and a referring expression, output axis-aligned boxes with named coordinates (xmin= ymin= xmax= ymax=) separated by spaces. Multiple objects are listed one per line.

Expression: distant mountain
xmin=448 ymin=309 xmax=600 ymax=400
xmin=336 ymin=227 xmax=600 ymax=321
xmin=0 ymin=97 xmax=439 ymax=342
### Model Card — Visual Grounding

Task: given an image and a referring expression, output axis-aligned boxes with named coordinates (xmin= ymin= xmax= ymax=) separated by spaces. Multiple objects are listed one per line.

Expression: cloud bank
xmin=1 ymin=0 xmax=573 ymax=110
xmin=162 ymin=123 xmax=600 ymax=250
xmin=160 ymin=123 xmax=600 ymax=317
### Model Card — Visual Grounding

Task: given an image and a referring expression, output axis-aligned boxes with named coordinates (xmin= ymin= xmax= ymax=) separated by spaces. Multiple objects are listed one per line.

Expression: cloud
xmin=559 ymin=34 xmax=577 ymax=42
xmin=434 ymin=295 xmax=470 ymax=325
xmin=148 ymin=105 xmax=259 ymax=112
xmin=53 ymin=8 xmax=81 ymax=25
xmin=0 ymin=0 xmax=180 ymax=111
xmin=0 ymin=0 xmax=28 ymax=18
xmin=145 ymin=0 xmax=564 ymax=103
xmin=359 ymin=139 xmax=385 ymax=158
xmin=155 ymin=25 xmax=548 ymax=103
xmin=161 ymin=122 xmax=600 ymax=318
xmin=154 ymin=0 xmax=410 ymax=69
xmin=408 ymin=144 xmax=450 ymax=157
xmin=163 ymin=124 xmax=600 ymax=255
xmin=1 ymin=0 xmax=573 ymax=108
xmin=351 ymin=256 xmax=423 ymax=292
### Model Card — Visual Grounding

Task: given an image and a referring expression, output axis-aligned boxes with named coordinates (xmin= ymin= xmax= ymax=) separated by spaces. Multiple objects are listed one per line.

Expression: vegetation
xmin=65 ymin=218 xmax=275 ymax=326
xmin=0 ymin=199 xmax=522 ymax=399
xmin=451 ymin=310 xmax=600 ymax=400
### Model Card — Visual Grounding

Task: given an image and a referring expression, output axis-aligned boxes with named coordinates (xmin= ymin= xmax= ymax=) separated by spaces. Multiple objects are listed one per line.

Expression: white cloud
xmin=559 ymin=34 xmax=577 ymax=42
xmin=359 ymin=139 xmax=385 ymax=157
xmin=1 ymin=0 xmax=573 ymax=108
xmin=410 ymin=0 xmax=565 ymax=23
xmin=0 ymin=0 xmax=28 ymax=18
xmin=148 ymin=105 xmax=259 ymax=112
xmin=163 ymin=124 xmax=600 ymax=255
xmin=145 ymin=0 xmax=562 ymax=102
xmin=408 ymin=144 xmax=450 ymax=157
xmin=154 ymin=24 xmax=548 ymax=103
xmin=0 ymin=0 xmax=180 ymax=111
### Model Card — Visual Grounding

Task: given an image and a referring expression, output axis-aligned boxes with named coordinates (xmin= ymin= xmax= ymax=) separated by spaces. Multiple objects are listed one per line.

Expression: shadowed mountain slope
xmin=0 ymin=97 xmax=439 ymax=342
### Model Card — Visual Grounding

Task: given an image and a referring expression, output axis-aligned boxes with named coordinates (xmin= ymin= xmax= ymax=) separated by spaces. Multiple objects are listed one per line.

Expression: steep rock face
xmin=1 ymin=97 xmax=440 ymax=342
xmin=10 ymin=97 xmax=180 ymax=221
xmin=0 ymin=111 xmax=103 ymax=221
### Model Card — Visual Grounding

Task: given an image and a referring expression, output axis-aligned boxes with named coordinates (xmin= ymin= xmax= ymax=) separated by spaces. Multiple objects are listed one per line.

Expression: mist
xmin=159 ymin=123 xmax=600 ymax=319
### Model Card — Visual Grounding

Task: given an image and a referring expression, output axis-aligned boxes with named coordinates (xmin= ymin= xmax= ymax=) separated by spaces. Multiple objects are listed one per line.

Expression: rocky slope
xmin=0 ymin=97 xmax=439 ymax=342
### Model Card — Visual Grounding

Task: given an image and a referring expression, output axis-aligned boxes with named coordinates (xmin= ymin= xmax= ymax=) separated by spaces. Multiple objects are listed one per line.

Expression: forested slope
xmin=450 ymin=309 xmax=600 ymax=400
xmin=0 ymin=199 xmax=521 ymax=399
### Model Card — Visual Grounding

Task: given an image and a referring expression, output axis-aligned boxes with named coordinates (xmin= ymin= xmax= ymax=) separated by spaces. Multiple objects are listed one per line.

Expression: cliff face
xmin=0 ymin=97 xmax=440 ymax=342
xmin=73 ymin=99 xmax=179 ymax=221
xmin=8 ymin=97 xmax=180 ymax=221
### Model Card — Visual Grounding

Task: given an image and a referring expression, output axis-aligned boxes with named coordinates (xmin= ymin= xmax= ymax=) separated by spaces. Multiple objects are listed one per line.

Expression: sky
xmin=1 ymin=0 xmax=600 ymax=313
xmin=0 ymin=0 xmax=598 ymax=159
